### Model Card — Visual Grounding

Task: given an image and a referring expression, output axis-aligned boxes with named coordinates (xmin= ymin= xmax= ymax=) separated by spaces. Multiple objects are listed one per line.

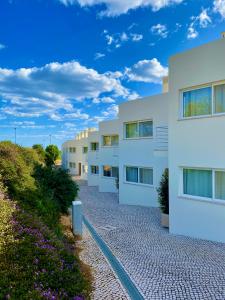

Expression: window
xmin=181 ymin=82 xmax=225 ymax=118
xmin=91 ymin=165 xmax=99 ymax=175
xmin=103 ymin=166 xmax=119 ymax=178
xmin=69 ymin=147 xmax=76 ymax=153
xmin=125 ymin=166 xmax=153 ymax=185
xmin=183 ymin=87 xmax=212 ymax=117
xmin=69 ymin=162 xmax=76 ymax=168
xmin=83 ymin=146 xmax=88 ymax=153
xmin=183 ymin=169 xmax=212 ymax=198
xmin=126 ymin=167 xmax=138 ymax=183
xmin=214 ymin=84 xmax=225 ymax=114
xmin=91 ymin=142 xmax=99 ymax=151
xmin=183 ymin=168 xmax=225 ymax=201
xmin=103 ymin=135 xmax=119 ymax=146
xmin=125 ymin=120 xmax=153 ymax=139
xmin=140 ymin=168 xmax=153 ymax=185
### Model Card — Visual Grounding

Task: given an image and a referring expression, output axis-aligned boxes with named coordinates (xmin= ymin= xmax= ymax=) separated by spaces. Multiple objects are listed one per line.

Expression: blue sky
xmin=0 ymin=0 xmax=225 ymax=147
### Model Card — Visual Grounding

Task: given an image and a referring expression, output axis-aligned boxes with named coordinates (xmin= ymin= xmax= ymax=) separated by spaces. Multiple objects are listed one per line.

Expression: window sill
xmin=101 ymin=146 xmax=119 ymax=148
xmin=123 ymin=137 xmax=153 ymax=141
xmin=102 ymin=176 xmax=117 ymax=179
xmin=178 ymin=112 xmax=225 ymax=121
xmin=179 ymin=194 xmax=225 ymax=206
xmin=90 ymin=173 xmax=99 ymax=176
xmin=123 ymin=181 xmax=154 ymax=188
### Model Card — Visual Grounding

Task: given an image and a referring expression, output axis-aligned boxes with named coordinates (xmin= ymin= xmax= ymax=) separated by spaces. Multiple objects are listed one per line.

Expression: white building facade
xmin=98 ymin=119 xmax=119 ymax=193
xmin=62 ymin=128 xmax=96 ymax=180
xmin=62 ymin=36 xmax=225 ymax=243
xmin=118 ymin=93 xmax=168 ymax=207
xmin=169 ymin=37 xmax=225 ymax=243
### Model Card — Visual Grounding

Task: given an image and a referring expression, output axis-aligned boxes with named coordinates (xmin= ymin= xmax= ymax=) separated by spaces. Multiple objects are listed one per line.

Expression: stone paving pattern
xmin=78 ymin=225 xmax=129 ymax=300
xmin=78 ymin=181 xmax=225 ymax=300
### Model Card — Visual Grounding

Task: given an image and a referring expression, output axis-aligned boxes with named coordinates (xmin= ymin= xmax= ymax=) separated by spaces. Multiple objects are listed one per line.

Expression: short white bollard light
xmin=72 ymin=201 xmax=83 ymax=236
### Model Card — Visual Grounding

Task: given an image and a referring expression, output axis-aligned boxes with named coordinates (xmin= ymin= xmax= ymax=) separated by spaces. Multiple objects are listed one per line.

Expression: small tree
xmin=157 ymin=168 xmax=169 ymax=214
xmin=45 ymin=145 xmax=60 ymax=167
xmin=32 ymin=144 xmax=45 ymax=162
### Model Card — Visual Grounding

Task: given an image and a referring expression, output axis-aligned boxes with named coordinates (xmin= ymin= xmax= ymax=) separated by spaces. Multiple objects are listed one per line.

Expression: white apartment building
xmin=62 ymin=35 xmax=225 ymax=243
xmin=118 ymin=92 xmax=168 ymax=207
xmin=62 ymin=128 xmax=96 ymax=180
xmin=98 ymin=119 xmax=119 ymax=193
xmin=169 ymin=36 xmax=225 ymax=243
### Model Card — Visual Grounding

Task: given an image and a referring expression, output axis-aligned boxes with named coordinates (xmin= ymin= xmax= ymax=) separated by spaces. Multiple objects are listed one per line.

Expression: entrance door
xmin=79 ymin=163 xmax=82 ymax=176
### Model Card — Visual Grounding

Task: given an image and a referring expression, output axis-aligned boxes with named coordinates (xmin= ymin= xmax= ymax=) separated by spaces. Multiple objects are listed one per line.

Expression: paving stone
xmin=78 ymin=180 xmax=225 ymax=300
xmin=78 ymin=225 xmax=130 ymax=300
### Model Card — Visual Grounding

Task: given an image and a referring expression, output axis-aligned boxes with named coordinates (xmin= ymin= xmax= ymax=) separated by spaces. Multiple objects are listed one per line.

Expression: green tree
xmin=32 ymin=144 xmax=45 ymax=162
xmin=157 ymin=168 xmax=169 ymax=214
xmin=45 ymin=145 xmax=60 ymax=167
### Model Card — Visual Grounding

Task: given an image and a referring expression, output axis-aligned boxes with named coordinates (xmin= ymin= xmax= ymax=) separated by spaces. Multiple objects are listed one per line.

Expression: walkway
xmin=78 ymin=181 xmax=225 ymax=300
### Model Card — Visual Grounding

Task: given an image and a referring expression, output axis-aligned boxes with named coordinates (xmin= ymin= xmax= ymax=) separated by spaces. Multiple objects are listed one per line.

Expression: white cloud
xmin=103 ymin=30 xmax=143 ymax=49
xmin=187 ymin=25 xmax=199 ymax=39
xmin=151 ymin=24 xmax=168 ymax=38
xmin=102 ymin=104 xmax=118 ymax=117
xmin=94 ymin=52 xmax=105 ymax=60
xmin=0 ymin=44 xmax=5 ymax=50
xmin=198 ymin=9 xmax=211 ymax=28
xmin=0 ymin=61 xmax=131 ymax=119
xmin=125 ymin=58 xmax=168 ymax=84
xmin=59 ymin=0 xmax=184 ymax=16
xmin=213 ymin=0 xmax=225 ymax=18
xmin=93 ymin=96 xmax=115 ymax=104
xmin=187 ymin=9 xmax=211 ymax=40
xmin=131 ymin=33 xmax=143 ymax=41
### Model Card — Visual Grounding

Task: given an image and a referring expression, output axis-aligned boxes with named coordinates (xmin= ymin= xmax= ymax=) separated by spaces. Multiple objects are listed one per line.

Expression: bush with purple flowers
xmin=0 ymin=142 xmax=90 ymax=299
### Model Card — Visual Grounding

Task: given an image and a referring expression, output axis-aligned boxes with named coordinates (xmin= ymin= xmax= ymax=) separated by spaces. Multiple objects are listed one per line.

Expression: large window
xmin=125 ymin=120 xmax=153 ymax=139
xmin=83 ymin=146 xmax=88 ymax=153
xmin=103 ymin=135 xmax=119 ymax=146
xmin=69 ymin=147 xmax=76 ymax=153
xmin=183 ymin=168 xmax=225 ymax=201
xmin=91 ymin=165 xmax=99 ymax=175
xmin=125 ymin=166 xmax=153 ymax=185
xmin=91 ymin=142 xmax=99 ymax=151
xmin=103 ymin=166 xmax=119 ymax=178
xmin=182 ymin=82 xmax=225 ymax=118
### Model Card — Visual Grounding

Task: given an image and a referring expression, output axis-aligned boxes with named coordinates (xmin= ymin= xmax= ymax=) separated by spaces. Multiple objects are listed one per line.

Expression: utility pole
xmin=14 ymin=128 xmax=17 ymax=144
xmin=49 ymin=134 xmax=52 ymax=145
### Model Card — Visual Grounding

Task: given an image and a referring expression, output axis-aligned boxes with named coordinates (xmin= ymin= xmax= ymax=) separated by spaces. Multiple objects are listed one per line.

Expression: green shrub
xmin=0 ymin=197 xmax=90 ymax=299
xmin=45 ymin=145 xmax=60 ymax=167
xmin=34 ymin=166 xmax=79 ymax=214
xmin=157 ymin=168 xmax=169 ymax=214
xmin=0 ymin=142 xmax=38 ymax=199
xmin=32 ymin=144 xmax=46 ymax=162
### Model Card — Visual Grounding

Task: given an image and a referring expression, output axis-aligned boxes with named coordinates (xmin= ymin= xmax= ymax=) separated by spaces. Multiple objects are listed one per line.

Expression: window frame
xmin=90 ymin=142 xmax=99 ymax=151
xmin=83 ymin=146 xmax=88 ymax=154
xmin=69 ymin=162 xmax=76 ymax=168
xmin=180 ymin=81 xmax=225 ymax=120
xmin=90 ymin=165 xmax=99 ymax=175
xmin=69 ymin=147 xmax=76 ymax=153
xmin=102 ymin=135 xmax=119 ymax=147
xmin=180 ymin=167 xmax=225 ymax=204
xmin=124 ymin=165 xmax=154 ymax=187
xmin=124 ymin=119 xmax=153 ymax=140
xmin=102 ymin=165 xmax=119 ymax=178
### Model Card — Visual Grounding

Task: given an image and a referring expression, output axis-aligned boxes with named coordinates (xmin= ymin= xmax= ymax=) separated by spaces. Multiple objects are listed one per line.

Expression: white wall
xmin=87 ymin=131 xmax=100 ymax=186
xmin=98 ymin=119 xmax=119 ymax=193
xmin=118 ymin=94 xmax=168 ymax=207
xmin=169 ymin=38 xmax=225 ymax=243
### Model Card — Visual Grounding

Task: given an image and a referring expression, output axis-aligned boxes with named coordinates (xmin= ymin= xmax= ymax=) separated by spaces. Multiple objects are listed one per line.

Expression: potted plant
xmin=157 ymin=168 xmax=169 ymax=228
